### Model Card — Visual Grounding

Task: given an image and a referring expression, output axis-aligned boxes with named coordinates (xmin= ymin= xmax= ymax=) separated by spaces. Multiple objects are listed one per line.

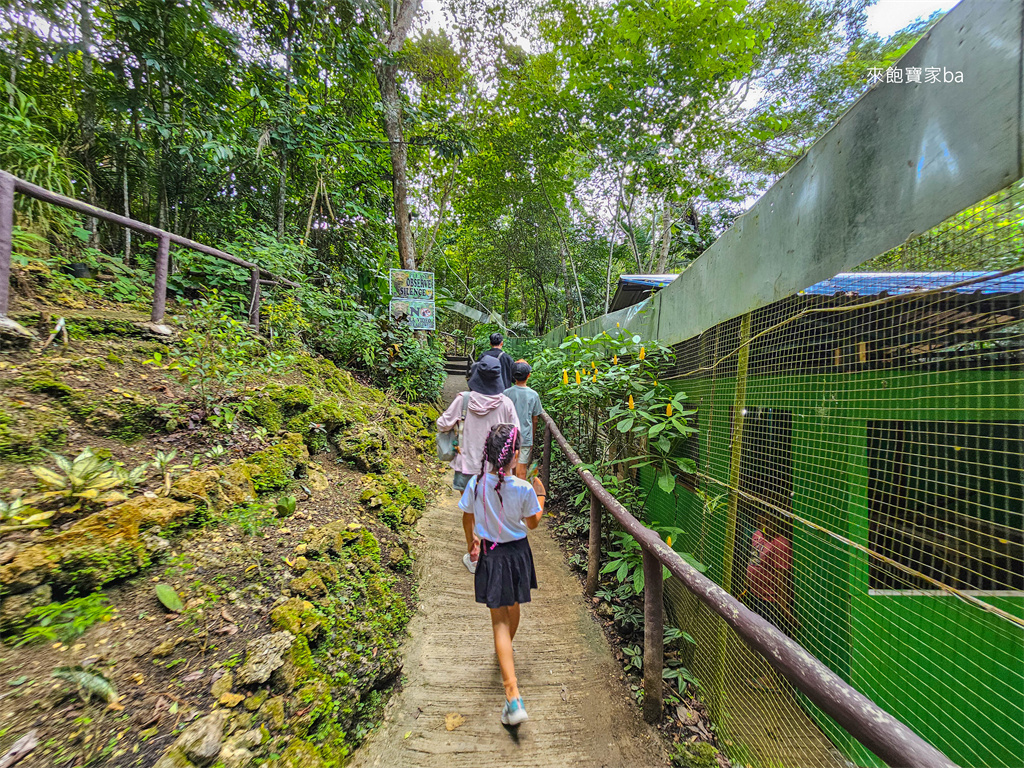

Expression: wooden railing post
xmin=151 ymin=233 xmax=170 ymax=323
xmin=585 ymin=491 xmax=602 ymax=596
xmin=0 ymin=172 xmax=14 ymax=317
xmin=248 ymin=266 xmax=261 ymax=331
xmin=642 ymin=546 xmax=664 ymax=724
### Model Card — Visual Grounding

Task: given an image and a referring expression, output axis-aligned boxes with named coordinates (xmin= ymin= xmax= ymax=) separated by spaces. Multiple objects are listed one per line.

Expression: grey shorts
xmin=518 ymin=445 xmax=533 ymax=464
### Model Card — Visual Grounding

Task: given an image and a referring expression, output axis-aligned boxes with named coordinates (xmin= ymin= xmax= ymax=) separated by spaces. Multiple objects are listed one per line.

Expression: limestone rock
xmin=236 ymin=632 xmax=295 ymax=686
xmin=218 ymin=692 xmax=245 ymax=707
xmin=306 ymin=466 xmax=330 ymax=493
xmin=170 ymin=463 xmax=256 ymax=512
xmin=0 ymin=584 xmax=51 ymax=632
xmin=173 ymin=709 xmax=227 ymax=766
xmin=0 ymin=545 xmax=54 ymax=594
xmin=2 ymin=502 xmax=147 ymax=594
xmin=111 ymin=496 xmax=195 ymax=529
xmin=210 ymin=671 xmax=233 ymax=699
xmin=218 ymin=742 xmax=254 ymax=768
xmin=152 ymin=748 xmax=196 ymax=768
xmin=334 ymin=424 xmax=390 ymax=473
xmin=290 ymin=556 xmax=308 ymax=574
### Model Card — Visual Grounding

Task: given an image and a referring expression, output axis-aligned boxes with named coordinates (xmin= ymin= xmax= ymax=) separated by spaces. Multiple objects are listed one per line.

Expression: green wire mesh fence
xmin=641 ymin=178 xmax=1024 ymax=768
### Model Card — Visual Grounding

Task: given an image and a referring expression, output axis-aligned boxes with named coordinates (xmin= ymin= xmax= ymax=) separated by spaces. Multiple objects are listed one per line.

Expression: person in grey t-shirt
xmin=503 ymin=360 xmax=544 ymax=479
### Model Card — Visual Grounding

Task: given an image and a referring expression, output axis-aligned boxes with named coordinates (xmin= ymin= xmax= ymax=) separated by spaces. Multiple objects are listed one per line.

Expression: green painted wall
xmin=638 ymin=369 xmax=1024 ymax=768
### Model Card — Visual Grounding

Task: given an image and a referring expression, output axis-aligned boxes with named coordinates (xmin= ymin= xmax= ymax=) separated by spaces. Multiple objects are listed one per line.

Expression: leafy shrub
xmin=15 ymin=592 xmax=114 ymax=646
xmin=375 ymin=324 xmax=446 ymax=403
xmin=26 ymin=448 xmax=127 ymax=517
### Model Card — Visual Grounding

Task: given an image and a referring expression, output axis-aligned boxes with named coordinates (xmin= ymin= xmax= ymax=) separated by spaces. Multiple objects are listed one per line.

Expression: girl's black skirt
xmin=474 ymin=537 xmax=537 ymax=609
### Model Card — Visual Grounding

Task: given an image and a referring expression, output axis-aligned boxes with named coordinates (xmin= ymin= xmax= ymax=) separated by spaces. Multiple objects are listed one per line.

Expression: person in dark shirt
xmin=479 ymin=332 xmax=514 ymax=390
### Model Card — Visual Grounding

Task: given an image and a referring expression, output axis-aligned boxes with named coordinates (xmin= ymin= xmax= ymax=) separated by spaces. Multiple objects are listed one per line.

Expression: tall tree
xmin=376 ymin=0 xmax=423 ymax=270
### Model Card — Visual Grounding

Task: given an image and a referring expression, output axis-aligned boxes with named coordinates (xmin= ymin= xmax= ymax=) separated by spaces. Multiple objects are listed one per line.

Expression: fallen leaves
xmin=444 ymin=712 xmax=466 ymax=731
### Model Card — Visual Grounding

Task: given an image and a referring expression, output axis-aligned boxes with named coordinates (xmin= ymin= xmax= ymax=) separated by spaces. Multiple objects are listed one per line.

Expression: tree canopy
xmin=1 ymin=0 xmax=945 ymax=345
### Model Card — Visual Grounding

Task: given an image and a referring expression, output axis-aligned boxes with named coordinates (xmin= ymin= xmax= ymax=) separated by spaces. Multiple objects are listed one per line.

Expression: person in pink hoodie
xmin=437 ymin=354 xmax=519 ymax=573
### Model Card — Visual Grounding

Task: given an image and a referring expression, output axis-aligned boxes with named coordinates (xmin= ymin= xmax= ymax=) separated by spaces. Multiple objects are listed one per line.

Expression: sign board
xmin=390 ymin=299 xmax=436 ymax=330
xmin=389 ymin=269 xmax=434 ymax=300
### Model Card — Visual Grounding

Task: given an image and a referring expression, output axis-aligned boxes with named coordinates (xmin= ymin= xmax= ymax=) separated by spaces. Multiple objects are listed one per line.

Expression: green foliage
xmin=669 ymin=741 xmax=721 ymax=768
xmin=375 ymin=325 xmax=446 ymax=403
xmin=275 ymin=495 xmax=297 ymax=517
xmin=148 ymin=291 xmax=294 ymax=417
xmin=26 ymin=448 xmax=127 ymax=517
xmin=15 ymin=592 xmax=114 ymax=646
xmin=155 ymin=584 xmax=184 ymax=613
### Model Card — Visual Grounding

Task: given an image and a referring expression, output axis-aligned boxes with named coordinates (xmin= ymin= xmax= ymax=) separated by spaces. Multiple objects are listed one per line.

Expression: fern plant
xmin=26 ymin=449 xmax=127 ymax=515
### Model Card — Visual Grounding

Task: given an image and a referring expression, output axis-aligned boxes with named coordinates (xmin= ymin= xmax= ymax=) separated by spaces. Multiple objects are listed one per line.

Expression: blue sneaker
xmin=501 ymin=697 xmax=528 ymax=726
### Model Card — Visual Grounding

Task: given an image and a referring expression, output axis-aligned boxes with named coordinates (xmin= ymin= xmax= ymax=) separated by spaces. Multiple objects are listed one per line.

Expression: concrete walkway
xmin=351 ymin=480 xmax=666 ymax=768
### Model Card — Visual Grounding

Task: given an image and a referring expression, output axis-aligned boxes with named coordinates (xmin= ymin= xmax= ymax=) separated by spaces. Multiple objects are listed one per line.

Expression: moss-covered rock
xmin=266 ymin=738 xmax=324 ymax=768
xmin=270 ymin=598 xmax=323 ymax=643
xmin=0 ymin=402 xmax=67 ymax=462
xmin=290 ymin=679 xmax=332 ymax=737
xmin=669 ymin=741 xmax=721 ymax=768
xmin=266 ymin=385 xmax=314 ymax=416
xmin=170 ymin=462 xmax=256 ymax=512
xmin=0 ymin=584 xmax=52 ymax=633
xmin=360 ymin=472 xmax=426 ymax=530
xmin=0 ymin=502 xmax=150 ymax=595
xmin=109 ymin=495 xmax=196 ymax=530
xmin=346 ymin=526 xmax=381 ymax=572
xmin=249 ymin=396 xmax=283 ymax=433
xmin=289 ymin=571 xmax=327 ymax=599
xmin=246 ymin=433 xmax=309 ymax=492
xmin=65 ymin=389 xmax=163 ymax=440
xmin=287 ymin=399 xmax=357 ymax=454
xmin=260 ymin=695 xmax=287 ymax=730
xmin=333 ymin=424 xmax=390 ymax=473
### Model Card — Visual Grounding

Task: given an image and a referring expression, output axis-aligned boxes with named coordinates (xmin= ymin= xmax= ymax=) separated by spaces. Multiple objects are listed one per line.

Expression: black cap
xmin=511 ymin=361 xmax=532 ymax=382
xmin=467 ymin=355 xmax=503 ymax=395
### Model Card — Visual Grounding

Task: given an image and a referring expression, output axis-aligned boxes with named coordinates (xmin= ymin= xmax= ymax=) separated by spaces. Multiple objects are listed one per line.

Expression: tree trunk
xmin=604 ymin=170 xmax=625 ymax=314
xmin=276 ymin=151 xmax=288 ymax=238
xmin=376 ymin=0 xmax=423 ymax=271
xmin=80 ymin=0 xmax=98 ymax=244
xmin=655 ymin=198 xmax=673 ymax=273
xmin=540 ymin=181 xmax=585 ymax=326
xmin=122 ymin=150 xmax=132 ymax=264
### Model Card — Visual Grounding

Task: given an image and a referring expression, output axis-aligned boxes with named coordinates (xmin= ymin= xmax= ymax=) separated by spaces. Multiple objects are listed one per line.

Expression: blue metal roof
xmin=617 ymin=274 xmax=679 ymax=289
xmin=803 ymin=272 xmax=1024 ymax=297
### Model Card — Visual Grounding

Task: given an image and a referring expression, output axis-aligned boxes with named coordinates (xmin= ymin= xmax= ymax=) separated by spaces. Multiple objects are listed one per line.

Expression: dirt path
xmin=351 ymin=478 xmax=667 ymax=768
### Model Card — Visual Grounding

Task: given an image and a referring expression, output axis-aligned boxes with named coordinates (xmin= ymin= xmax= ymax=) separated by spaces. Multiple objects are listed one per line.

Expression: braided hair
xmin=474 ymin=423 xmax=521 ymax=511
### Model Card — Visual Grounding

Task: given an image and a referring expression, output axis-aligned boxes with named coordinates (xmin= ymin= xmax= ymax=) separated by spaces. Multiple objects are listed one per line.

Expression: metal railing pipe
xmin=539 ymin=411 xmax=959 ymax=768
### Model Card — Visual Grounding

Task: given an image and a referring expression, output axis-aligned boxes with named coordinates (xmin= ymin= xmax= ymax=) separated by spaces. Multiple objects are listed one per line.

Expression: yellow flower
xmin=575 ymin=370 xmax=581 ymax=385
xmin=592 ymin=361 xmax=597 ymax=370
xmin=562 ymin=369 xmax=569 ymax=385
xmin=628 ymin=394 xmax=635 ymax=410
xmin=666 ymin=535 xmax=673 ymax=547
xmin=616 ymin=322 xmax=620 ymax=327
xmin=592 ymin=372 xmax=597 ymax=383
xmin=638 ymin=346 xmax=646 ymax=361
xmin=612 ymin=354 xmax=618 ymax=365
xmin=666 ymin=403 xmax=673 ymax=417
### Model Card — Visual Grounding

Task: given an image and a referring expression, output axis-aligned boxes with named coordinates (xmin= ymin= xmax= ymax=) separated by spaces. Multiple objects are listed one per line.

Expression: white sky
xmin=865 ymin=0 xmax=959 ymax=37
xmin=421 ymin=0 xmax=961 ymax=40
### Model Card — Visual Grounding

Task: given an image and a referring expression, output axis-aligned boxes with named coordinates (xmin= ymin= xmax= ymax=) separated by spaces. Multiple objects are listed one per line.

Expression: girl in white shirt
xmin=458 ymin=423 xmax=546 ymax=726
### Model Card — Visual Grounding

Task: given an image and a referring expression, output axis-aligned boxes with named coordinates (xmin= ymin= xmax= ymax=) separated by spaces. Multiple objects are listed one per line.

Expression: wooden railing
xmin=538 ymin=412 xmax=959 ymax=768
xmin=0 ymin=170 xmax=298 ymax=331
